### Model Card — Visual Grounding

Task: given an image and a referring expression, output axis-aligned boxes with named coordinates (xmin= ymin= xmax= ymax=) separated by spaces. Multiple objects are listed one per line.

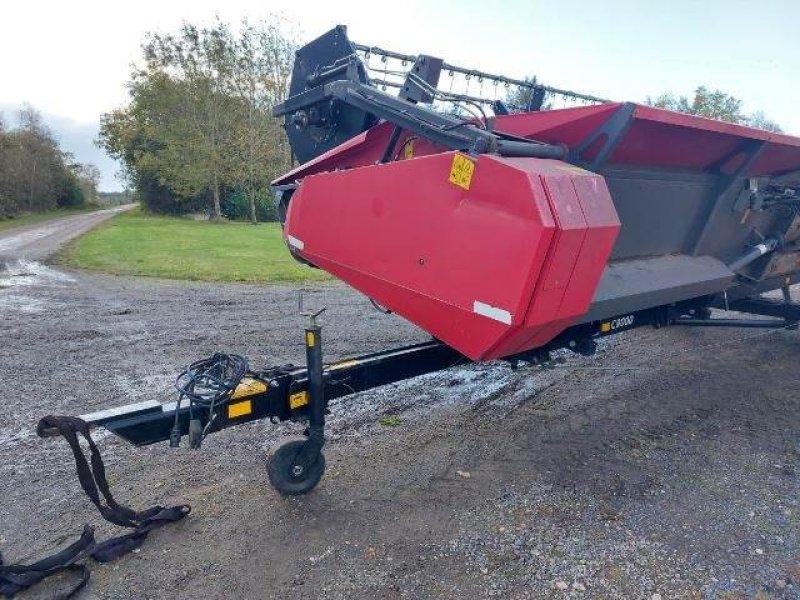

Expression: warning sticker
xmin=448 ymin=153 xmax=475 ymax=190
xmin=227 ymin=400 xmax=253 ymax=419
xmin=290 ymin=391 xmax=309 ymax=410
xmin=231 ymin=377 xmax=268 ymax=399
xmin=403 ymin=138 xmax=415 ymax=159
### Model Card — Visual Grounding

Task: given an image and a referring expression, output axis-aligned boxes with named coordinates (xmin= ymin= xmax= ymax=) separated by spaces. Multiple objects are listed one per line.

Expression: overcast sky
xmin=3 ymin=0 xmax=798 ymax=191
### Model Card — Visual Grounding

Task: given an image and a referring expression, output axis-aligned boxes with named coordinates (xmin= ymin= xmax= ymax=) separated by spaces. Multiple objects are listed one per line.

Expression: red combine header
xmin=280 ymin=147 xmax=619 ymax=360
xmin=272 ymin=26 xmax=800 ymax=361
xmin=40 ymin=25 xmax=800 ymax=498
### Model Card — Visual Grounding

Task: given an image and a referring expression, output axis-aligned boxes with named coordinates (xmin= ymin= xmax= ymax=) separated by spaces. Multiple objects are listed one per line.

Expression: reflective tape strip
xmin=473 ymin=301 xmax=512 ymax=325
xmin=287 ymin=235 xmax=305 ymax=250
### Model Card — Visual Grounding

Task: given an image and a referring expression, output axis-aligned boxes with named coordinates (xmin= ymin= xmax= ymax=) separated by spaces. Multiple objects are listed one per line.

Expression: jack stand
xmin=267 ymin=305 xmax=328 ymax=495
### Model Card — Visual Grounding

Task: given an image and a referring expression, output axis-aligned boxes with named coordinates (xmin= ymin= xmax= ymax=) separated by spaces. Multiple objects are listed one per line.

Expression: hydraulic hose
xmin=727 ymin=238 xmax=780 ymax=272
xmin=496 ymin=139 xmax=567 ymax=159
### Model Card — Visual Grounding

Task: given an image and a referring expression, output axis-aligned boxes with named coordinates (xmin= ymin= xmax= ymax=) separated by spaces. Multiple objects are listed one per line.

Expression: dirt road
xmin=1 ymin=223 xmax=800 ymax=598
xmin=0 ymin=204 xmax=135 ymax=262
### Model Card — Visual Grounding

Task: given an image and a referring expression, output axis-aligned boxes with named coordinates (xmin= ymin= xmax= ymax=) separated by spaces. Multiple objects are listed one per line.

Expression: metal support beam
xmin=58 ymin=298 xmax=718 ymax=447
xmin=570 ymin=102 xmax=636 ymax=168
xmin=690 ymin=139 xmax=767 ymax=255
xmin=675 ymin=317 xmax=789 ymax=328
xmin=719 ymin=296 xmax=800 ymax=322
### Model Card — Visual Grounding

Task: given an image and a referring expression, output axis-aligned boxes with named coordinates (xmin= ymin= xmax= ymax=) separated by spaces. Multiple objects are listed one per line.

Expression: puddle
xmin=0 ymin=259 xmax=75 ymax=288
xmin=0 ymin=261 xmax=74 ymax=313
xmin=0 ymin=294 xmax=48 ymax=313
xmin=0 ymin=223 xmax=62 ymax=253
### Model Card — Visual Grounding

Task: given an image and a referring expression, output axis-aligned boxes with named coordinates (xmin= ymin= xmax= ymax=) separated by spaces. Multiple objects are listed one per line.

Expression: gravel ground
xmin=2 ymin=221 xmax=800 ymax=599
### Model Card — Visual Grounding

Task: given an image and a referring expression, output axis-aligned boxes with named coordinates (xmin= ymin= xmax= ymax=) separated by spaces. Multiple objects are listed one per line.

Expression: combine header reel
xmin=43 ymin=26 xmax=800 ymax=497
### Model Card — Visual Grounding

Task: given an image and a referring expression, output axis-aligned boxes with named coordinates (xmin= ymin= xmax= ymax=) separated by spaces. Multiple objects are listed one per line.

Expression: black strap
xmin=0 ymin=525 xmax=92 ymax=598
xmin=0 ymin=416 xmax=190 ymax=598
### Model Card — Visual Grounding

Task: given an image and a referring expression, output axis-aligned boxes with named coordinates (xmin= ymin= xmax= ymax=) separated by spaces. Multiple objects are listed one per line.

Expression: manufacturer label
xmin=448 ymin=153 xmax=475 ymax=190
xmin=600 ymin=315 xmax=635 ymax=332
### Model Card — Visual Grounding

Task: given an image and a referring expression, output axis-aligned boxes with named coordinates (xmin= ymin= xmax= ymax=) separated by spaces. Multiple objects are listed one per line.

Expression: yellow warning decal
xmin=328 ymin=359 xmax=359 ymax=371
xmin=227 ymin=399 xmax=253 ymax=419
xmin=290 ymin=391 xmax=309 ymax=410
xmin=231 ymin=377 xmax=268 ymax=399
xmin=306 ymin=331 xmax=316 ymax=347
xmin=600 ymin=322 xmax=611 ymax=333
xmin=403 ymin=138 xmax=415 ymax=159
xmin=448 ymin=153 xmax=475 ymax=190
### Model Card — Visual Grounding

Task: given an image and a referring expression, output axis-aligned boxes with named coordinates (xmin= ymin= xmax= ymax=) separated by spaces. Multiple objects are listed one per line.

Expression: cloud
xmin=0 ymin=104 xmax=123 ymax=192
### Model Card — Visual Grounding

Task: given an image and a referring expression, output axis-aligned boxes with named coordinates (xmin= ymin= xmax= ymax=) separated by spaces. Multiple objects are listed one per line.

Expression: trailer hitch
xmin=39 ymin=294 xmax=800 ymax=499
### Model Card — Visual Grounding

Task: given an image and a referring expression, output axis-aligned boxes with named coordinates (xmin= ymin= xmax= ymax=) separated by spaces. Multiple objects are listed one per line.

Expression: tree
xmin=505 ymin=77 xmax=546 ymax=111
xmin=747 ymin=111 xmax=783 ymax=133
xmin=71 ymin=161 xmax=101 ymax=202
xmin=0 ymin=105 xmax=93 ymax=218
xmin=141 ymin=23 xmax=242 ymax=219
xmin=646 ymin=86 xmax=782 ymax=132
xmin=226 ymin=19 xmax=295 ymax=223
xmin=99 ymin=17 xmax=297 ymax=220
xmin=15 ymin=105 xmax=63 ymax=212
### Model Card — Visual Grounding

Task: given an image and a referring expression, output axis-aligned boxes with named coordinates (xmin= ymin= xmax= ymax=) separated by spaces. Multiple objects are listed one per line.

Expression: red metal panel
xmin=286 ymin=153 xmax=556 ymax=359
xmin=273 ymin=122 xmax=444 ymax=186
xmin=285 ymin=153 xmax=619 ymax=360
xmin=493 ymin=103 xmax=623 ymax=147
xmin=276 ymin=101 xmax=800 ymax=188
xmin=482 ymin=161 xmax=620 ymax=357
xmin=601 ymin=105 xmax=800 ymax=174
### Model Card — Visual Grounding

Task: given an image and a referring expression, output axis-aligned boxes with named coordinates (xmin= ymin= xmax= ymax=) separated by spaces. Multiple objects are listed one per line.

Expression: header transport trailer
xmin=44 ymin=26 xmax=800 ymax=496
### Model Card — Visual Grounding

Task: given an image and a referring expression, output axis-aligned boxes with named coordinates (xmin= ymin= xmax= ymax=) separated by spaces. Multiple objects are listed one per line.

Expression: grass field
xmin=0 ymin=205 xmax=102 ymax=233
xmin=59 ymin=209 xmax=331 ymax=283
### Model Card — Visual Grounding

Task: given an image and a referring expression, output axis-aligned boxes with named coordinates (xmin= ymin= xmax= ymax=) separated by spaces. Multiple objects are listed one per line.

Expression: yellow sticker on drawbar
xmin=227 ymin=399 xmax=252 ymax=419
xmin=231 ymin=377 xmax=268 ymax=399
xmin=305 ymin=331 xmax=316 ymax=347
xmin=448 ymin=153 xmax=475 ymax=190
xmin=290 ymin=391 xmax=309 ymax=410
xmin=600 ymin=322 xmax=611 ymax=333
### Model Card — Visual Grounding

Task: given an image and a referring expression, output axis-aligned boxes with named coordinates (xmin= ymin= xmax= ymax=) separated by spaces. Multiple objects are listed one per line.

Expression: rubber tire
xmin=267 ymin=440 xmax=326 ymax=496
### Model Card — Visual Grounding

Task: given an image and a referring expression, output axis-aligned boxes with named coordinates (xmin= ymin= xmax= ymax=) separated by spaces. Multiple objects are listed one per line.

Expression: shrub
xmin=56 ymin=171 xmax=86 ymax=208
xmin=220 ymin=189 xmax=278 ymax=222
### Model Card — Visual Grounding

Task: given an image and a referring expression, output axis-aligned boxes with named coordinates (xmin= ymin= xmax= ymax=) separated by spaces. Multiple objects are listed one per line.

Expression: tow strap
xmin=0 ymin=415 xmax=190 ymax=599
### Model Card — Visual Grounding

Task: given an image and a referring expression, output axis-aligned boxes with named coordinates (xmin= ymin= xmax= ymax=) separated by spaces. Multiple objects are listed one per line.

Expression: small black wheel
xmin=267 ymin=440 xmax=326 ymax=496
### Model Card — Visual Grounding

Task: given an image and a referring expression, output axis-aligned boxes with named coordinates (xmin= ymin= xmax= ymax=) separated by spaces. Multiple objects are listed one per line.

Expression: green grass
xmin=0 ymin=206 xmax=102 ymax=233
xmin=59 ymin=208 xmax=331 ymax=283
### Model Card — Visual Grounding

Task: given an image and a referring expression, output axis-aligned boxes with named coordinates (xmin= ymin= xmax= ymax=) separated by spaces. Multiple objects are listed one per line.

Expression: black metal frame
xmin=351 ymin=42 xmax=610 ymax=108
xmin=274 ymin=79 xmax=567 ymax=160
xmin=53 ymin=292 xmax=800 ymax=447
xmin=39 ymin=291 xmax=800 ymax=496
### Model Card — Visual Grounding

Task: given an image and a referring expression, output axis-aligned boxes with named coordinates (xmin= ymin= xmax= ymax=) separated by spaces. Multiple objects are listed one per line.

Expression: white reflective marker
xmin=473 ymin=300 xmax=512 ymax=325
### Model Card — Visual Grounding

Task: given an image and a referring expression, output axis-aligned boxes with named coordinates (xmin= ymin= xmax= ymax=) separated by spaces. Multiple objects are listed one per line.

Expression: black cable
xmin=170 ymin=353 xmax=248 ymax=448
